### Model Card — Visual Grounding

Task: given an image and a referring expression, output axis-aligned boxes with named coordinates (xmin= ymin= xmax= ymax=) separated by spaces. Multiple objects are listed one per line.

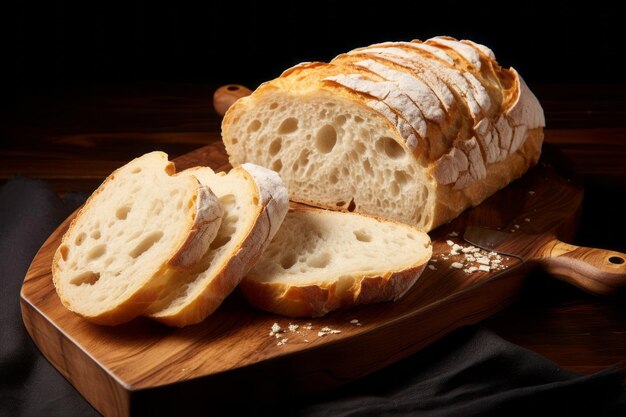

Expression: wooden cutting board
xmin=20 ymin=143 xmax=588 ymax=416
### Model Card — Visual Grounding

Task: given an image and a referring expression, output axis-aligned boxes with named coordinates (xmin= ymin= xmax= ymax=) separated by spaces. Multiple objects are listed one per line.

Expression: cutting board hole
xmin=609 ymin=256 xmax=624 ymax=265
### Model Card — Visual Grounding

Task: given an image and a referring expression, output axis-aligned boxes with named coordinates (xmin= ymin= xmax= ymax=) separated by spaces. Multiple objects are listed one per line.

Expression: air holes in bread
xmin=307 ymin=252 xmax=331 ymax=268
xmin=269 ymin=102 xmax=279 ymax=110
xmin=353 ymin=229 xmax=372 ymax=242
xmin=299 ymin=149 xmax=310 ymax=166
xmin=363 ymin=159 xmax=374 ymax=176
xmin=354 ymin=116 xmax=364 ymax=123
xmin=348 ymin=199 xmax=356 ymax=212
xmin=59 ymin=245 xmax=69 ymax=261
xmin=87 ymin=244 xmax=106 ymax=261
xmin=131 ymin=167 xmax=142 ymax=174
xmin=272 ymin=159 xmax=283 ymax=172
xmin=269 ymin=138 xmax=282 ymax=156
xmin=75 ymin=232 xmax=86 ymax=246
xmin=281 ymin=253 xmax=297 ymax=269
xmin=329 ymin=172 xmax=339 ymax=184
xmin=355 ymin=141 xmax=367 ymax=155
xmin=394 ymin=171 xmax=411 ymax=187
xmin=316 ymin=125 xmax=337 ymax=153
xmin=391 ymin=182 xmax=400 ymax=196
xmin=219 ymin=194 xmax=235 ymax=206
xmin=70 ymin=271 xmax=100 ymax=286
xmin=130 ymin=231 xmax=164 ymax=259
xmin=116 ymin=206 xmax=131 ymax=220
xmin=334 ymin=115 xmax=346 ymax=126
xmin=375 ymin=137 xmax=405 ymax=160
xmin=248 ymin=120 xmax=261 ymax=133
xmin=278 ymin=117 xmax=298 ymax=134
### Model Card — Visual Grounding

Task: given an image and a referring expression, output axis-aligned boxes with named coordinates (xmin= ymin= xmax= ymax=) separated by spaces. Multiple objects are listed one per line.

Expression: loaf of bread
xmin=52 ymin=152 xmax=224 ymax=325
xmin=145 ymin=163 xmax=288 ymax=326
xmin=240 ymin=206 xmax=432 ymax=317
xmin=222 ymin=36 xmax=545 ymax=231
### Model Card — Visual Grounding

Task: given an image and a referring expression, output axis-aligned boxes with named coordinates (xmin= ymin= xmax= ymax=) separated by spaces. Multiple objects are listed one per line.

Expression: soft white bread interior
xmin=52 ymin=152 xmax=223 ymax=325
xmin=240 ymin=207 xmax=432 ymax=318
xmin=145 ymin=163 xmax=289 ymax=327
xmin=222 ymin=36 xmax=545 ymax=231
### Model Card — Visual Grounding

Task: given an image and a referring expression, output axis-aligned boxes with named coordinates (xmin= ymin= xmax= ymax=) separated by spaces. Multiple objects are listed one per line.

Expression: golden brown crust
xmin=240 ymin=206 xmax=432 ymax=318
xmin=429 ymin=128 xmax=543 ymax=229
xmin=148 ymin=165 xmax=288 ymax=327
xmin=222 ymin=37 xmax=544 ymax=232
xmin=240 ymin=264 xmax=428 ymax=318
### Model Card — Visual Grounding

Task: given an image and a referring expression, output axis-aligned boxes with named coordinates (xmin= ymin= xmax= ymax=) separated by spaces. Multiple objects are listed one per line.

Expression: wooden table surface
xmin=2 ymin=82 xmax=625 ymax=375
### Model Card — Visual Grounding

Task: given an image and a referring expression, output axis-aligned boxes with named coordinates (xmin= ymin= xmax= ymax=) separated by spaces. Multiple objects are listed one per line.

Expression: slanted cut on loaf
xmin=240 ymin=207 xmax=432 ymax=318
xmin=52 ymin=152 xmax=223 ymax=325
xmin=222 ymin=36 xmax=545 ymax=231
xmin=145 ymin=163 xmax=289 ymax=327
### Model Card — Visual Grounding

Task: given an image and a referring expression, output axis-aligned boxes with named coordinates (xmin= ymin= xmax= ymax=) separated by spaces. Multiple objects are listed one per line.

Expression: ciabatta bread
xmin=222 ymin=36 xmax=545 ymax=231
xmin=240 ymin=207 xmax=432 ymax=318
xmin=52 ymin=152 xmax=223 ymax=325
xmin=145 ymin=163 xmax=289 ymax=327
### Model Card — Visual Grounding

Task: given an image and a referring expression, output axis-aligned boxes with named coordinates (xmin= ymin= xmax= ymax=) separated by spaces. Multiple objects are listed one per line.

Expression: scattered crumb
xmin=350 ymin=319 xmax=362 ymax=326
xmin=318 ymin=326 xmax=342 ymax=337
xmin=448 ymin=231 xmax=459 ymax=237
xmin=514 ymin=224 xmax=520 ymax=229
xmin=288 ymin=324 xmax=299 ymax=333
xmin=524 ymin=218 xmax=531 ymax=222
xmin=277 ymin=338 xmax=288 ymax=346
xmin=528 ymin=190 xmax=535 ymax=195
xmin=431 ymin=241 xmax=509 ymax=275
xmin=269 ymin=323 xmax=283 ymax=338
xmin=304 ymin=339 xmax=309 ymax=343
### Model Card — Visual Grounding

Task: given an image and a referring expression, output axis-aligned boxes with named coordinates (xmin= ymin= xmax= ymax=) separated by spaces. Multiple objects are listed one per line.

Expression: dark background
xmin=4 ymin=0 xmax=625 ymax=104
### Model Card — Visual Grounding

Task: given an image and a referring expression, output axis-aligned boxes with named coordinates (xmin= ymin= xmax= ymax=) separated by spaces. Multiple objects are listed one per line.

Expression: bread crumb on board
xmin=269 ymin=320 xmax=359 ymax=346
xmin=434 ymin=237 xmax=509 ymax=275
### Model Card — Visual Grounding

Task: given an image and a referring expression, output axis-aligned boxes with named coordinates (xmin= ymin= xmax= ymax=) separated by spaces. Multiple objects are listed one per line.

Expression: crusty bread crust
xmin=222 ymin=37 xmax=545 ymax=232
xmin=146 ymin=164 xmax=289 ymax=327
xmin=240 ymin=264 xmax=428 ymax=318
xmin=240 ymin=206 xmax=432 ymax=318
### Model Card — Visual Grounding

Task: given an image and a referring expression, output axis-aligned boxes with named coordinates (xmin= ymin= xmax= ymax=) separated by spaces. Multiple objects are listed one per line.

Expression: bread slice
xmin=52 ymin=152 xmax=224 ymax=325
xmin=222 ymin=37 xmax=544 ymax=232
xmin=145 ymin=163 xmax=289 ymax=327
xmin=239 ymin=207 xmax=432 ymax=318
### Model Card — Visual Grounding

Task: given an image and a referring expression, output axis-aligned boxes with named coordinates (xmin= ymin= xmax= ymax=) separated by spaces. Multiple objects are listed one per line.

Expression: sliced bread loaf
xmin=145 ymin=163 xmax=289 ymax=327
xmin=222 ymin=36 xmax=544 ymax=232
xmin=52 ymin=152 xmax=224 ymax=325
xmin=239 ymin=207 xmax=432 ymax=318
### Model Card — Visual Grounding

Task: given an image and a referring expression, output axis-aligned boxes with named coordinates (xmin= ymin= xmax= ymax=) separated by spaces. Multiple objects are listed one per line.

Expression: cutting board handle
xmin=213 ymin=84 xmax=252 ymax=116
xmin=538 ymin=240 xmax=626 ymax=296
